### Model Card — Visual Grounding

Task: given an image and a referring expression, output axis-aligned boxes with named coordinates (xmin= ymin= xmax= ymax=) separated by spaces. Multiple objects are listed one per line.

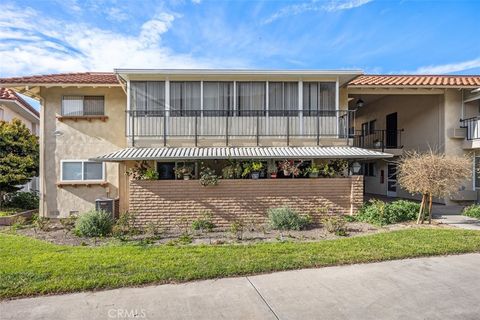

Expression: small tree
xmin=0 ymin=119 xmax=39 ymax=208
xmin=397 ymin=150 xmax=472 ymax=224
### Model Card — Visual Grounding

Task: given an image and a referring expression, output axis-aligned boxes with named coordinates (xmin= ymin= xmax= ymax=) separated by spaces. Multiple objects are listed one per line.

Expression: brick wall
xmin=129 ymin=177 xmax=364 ymax=229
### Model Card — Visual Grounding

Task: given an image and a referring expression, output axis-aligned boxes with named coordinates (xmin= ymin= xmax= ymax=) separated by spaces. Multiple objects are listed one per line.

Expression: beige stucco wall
xmin=40 ymin=87 xmax=126 ymax=217
xmin=353 ymin=90 xmax=476 ymax=204
xmin=354 ymin=94 xmax=443 ymax=151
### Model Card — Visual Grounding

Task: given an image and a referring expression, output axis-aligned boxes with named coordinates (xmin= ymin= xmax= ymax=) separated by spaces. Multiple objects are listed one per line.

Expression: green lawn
xmin=1 ymin=228 xmax=480 ymax=299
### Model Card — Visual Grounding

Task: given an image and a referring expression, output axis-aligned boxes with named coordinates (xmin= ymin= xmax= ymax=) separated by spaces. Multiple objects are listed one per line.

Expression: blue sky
xmin=1 ymin=0 xmax=480 ymax=79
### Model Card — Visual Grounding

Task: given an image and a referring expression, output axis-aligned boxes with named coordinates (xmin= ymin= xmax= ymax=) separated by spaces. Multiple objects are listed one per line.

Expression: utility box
xmin=95 ymin=197 xmax=115 ymax=216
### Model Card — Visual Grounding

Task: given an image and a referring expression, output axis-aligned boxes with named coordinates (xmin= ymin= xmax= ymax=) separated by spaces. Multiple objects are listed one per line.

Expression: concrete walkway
xmin=2 ymin=254 xmax=480 ymax=320
xmin=434 ymin=214 xmax=480 ymax=230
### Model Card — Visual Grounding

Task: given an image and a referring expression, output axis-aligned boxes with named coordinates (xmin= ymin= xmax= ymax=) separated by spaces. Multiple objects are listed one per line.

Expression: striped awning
xmin=92 ymin=146 xmax=393 ymax=161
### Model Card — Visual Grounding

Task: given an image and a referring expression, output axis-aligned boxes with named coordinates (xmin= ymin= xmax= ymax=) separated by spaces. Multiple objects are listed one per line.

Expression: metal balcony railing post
xmin=225 ymin=112 xmax=229 ymax=146
xmin=256 ymin=113 xmax=260 ymax=146
xmin=131 ymin=111 xmax=135 ymax=147
xmin=381 ymin=129 xmax=385 ymax=152
xmin=316 ymin=110 xmax=320 ymax=146
xmin=287 ymin=114 xmax=290 ymax=146
xmin=163 ymin=111 xmax=167 ymax=146
xmin=195 ymin=113 xmax=198 ymax=147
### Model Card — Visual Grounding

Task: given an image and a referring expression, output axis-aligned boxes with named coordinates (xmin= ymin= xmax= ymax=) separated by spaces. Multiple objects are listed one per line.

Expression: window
xmin=363 ymin=163 xmax=376 ymax=177
xmin=268 ymin=82 xmax=298 ymax=116
xmin=62 ymin=96 xmax=104 ymax=116
xmin=203 ymin=82 xmax=234 ymax=115
xmin=237 ymin=82 xmax=266 ymax=115
xmin=130 ymin=81 xmax=165 ymax=113
xmin=303 ymin=82 xmax=336 ymax=116
xmin=170 ymin=81 xmax=201 ymax=116
xmin=61 ymin=160 xmax=104 ymax=181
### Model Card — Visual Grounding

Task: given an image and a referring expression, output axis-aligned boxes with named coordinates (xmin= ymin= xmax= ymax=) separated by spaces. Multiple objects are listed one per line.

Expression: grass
xmin=1 ymin=228 xmax=480 ymax=299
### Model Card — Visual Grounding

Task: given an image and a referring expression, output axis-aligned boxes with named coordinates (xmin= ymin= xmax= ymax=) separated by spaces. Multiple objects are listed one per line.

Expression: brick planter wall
xmin=129 ymin=177 xmax=363 ymax=229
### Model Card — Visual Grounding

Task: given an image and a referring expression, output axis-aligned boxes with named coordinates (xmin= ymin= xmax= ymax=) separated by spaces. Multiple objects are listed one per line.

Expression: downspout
xmin=39 ymin=95 xmax=46 ymax=217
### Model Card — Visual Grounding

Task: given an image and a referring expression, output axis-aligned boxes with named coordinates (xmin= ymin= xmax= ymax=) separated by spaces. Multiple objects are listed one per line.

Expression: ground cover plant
xmin=462 ymin=205 xmax=480 ymax=219
xmin=356 ymin=199 xmax=420 ymax=226
xmin=1 ymin=228 xmax=479 ymax=299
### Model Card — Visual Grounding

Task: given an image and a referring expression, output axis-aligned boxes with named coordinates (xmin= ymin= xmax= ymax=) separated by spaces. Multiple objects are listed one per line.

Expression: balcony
xmin=126 ymin=109 xmax=354 ymax=146
xmin=353 ymin=129 xmax=404 ymax=152
xmin=459 ymin=116 xmax=480 ymax=149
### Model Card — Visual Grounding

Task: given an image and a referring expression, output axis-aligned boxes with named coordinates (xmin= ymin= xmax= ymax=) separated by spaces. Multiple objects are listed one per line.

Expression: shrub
xmin=322 ymin=216 xmax=348 ymax=236
xmin=463 ymin=205 xmax=480 ymax=219
xmin=59 ymin=214 xmax=77 ymax=234
xmin=4 ymin=192 xmax=39 ymax=210
xmin=356 ymin=199 xmax=419 ymax=226
xmin=191 ymin=212 xmax=215 ymax=232
xmin=74 ymin=210 xmax=114 ymax=237
xmin=32 ymin=214 xmax=50 ymax=232
xmin=268 ymin=207 xmax=311 ymax=231
xmin=230 ymin=221 xmax=245 ymax=240
xmin=112 ymin=212 xmax=137 ymax=237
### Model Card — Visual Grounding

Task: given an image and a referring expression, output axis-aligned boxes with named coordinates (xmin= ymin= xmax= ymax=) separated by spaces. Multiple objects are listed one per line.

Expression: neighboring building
xmin=348 ymin=75 xmax=480 ymax=204
xmin=1 ymin=70 xmax=479 ymax=225
xmin=0 ymin=87 xmax=40 ymax=192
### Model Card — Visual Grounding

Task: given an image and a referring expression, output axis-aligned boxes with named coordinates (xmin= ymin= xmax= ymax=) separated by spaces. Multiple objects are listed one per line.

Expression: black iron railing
xmin=460 ymin=116 xmax=480 ymax=140
xmin=353 ymin=129 xmax=404 ymax=151
xmin=126 ymin=109 xmax=354 ymax=146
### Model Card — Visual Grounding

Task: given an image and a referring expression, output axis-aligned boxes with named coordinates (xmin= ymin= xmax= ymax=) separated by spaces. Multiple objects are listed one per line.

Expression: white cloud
xmin=0 ymin=5 xmax=220 ymax=76
xmin=263 ymin=0 xmax=373 ymax=24
xmin=191 ymin=0 xmax=202 ymax=4
xmin=412 ymin=58 xmax=480 ymax=74
xmin=106 ymin=7 xmax=129 ymax=22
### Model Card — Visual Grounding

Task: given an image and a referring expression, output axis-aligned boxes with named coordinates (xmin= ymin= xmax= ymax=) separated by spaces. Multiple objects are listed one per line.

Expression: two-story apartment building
xmin=0 ymin=70 xmax=393 ymax=227
xmin=0 ymin=87 xmax=40 ymax=192
xmin=1 ymin=70 xmax=479 ymax=227
xmin=348 ymin=75 xmax=480 ymax=204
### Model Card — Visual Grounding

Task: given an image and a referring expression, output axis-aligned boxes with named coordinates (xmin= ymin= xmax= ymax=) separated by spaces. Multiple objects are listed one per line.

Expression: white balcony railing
xmin=126 ymin=109 xmax=354 ymax=146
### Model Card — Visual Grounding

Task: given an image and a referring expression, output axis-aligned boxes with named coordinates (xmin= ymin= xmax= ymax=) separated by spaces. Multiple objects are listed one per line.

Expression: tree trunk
xmin=417 ymin=194 xmax=426 ymax=224
xmin=428 ymin=194 xmax=433 ymax=224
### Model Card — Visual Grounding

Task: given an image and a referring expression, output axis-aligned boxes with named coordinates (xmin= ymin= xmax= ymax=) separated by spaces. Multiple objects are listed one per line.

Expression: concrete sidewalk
xmin=2 ymin=254 xmax=480 ymax=320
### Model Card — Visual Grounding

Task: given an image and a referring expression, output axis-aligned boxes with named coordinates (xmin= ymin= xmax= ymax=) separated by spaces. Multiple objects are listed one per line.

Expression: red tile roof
xmin=0 ymin=72 xmax=119 ymax=85
xmin=349 ymin=75 xmax=480 ymax=87
xmin=0 ymin=87 xmax=40 ymax=118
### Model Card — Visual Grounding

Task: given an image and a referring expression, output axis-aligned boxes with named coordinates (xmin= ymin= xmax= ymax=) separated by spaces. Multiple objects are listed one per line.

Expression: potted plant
xmin=242 ymin=161 xmax=264 ymax=179
xmin=305 ymin=163 xmax=320 ymax=178
xmin=268 ymin=162 xmax=278 ymax=179
xmin=222 ymin=161 xmax=243 ymax=179
xmin=279 ymin=160 xmax=303 ymax=178
xmin=174 ymin=164 xmax=193 ymax=180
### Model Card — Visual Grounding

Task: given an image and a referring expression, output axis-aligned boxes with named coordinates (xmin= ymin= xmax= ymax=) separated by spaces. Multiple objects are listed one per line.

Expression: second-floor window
xmin=62 ymin=96 xmax=105 ymax=116
xmin=170 ymin=81 xmax=201 ymax=116
xmin=237 ymin=82 xmax=266 ymax=115
xmin=269 ymin=82 xmax=298 ymax=116
xmin=130 ymin=81 xmax=165 ymax=114
xmin=303 ymin=82 xmax=336 ymax=116
xmin=203 ymin=82 xmax=234 ymax=116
